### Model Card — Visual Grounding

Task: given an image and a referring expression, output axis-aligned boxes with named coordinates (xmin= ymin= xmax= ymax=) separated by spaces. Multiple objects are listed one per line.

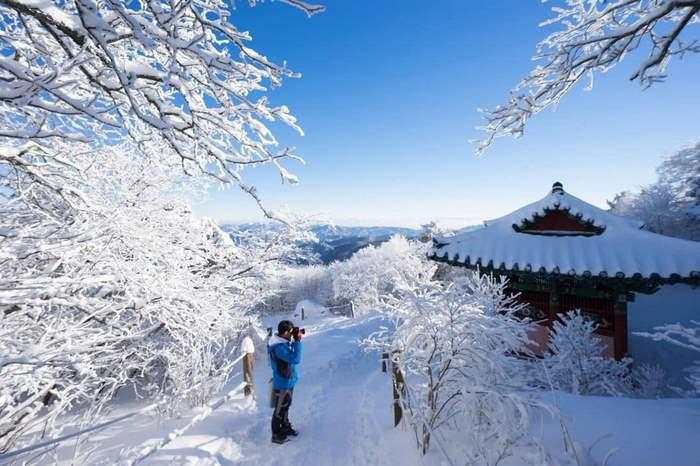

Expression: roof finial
xmin=552 ymin=181 xmax=564 ymax=194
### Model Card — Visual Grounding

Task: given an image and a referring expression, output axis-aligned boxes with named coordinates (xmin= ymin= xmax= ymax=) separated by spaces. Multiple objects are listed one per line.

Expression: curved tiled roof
xmin=430 ymin=184 xmax=700 ymax=280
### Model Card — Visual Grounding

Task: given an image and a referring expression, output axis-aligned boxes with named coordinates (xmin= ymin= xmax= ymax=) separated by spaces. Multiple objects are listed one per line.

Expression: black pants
xmin=271 ymin=389 xmax=293 ymax=437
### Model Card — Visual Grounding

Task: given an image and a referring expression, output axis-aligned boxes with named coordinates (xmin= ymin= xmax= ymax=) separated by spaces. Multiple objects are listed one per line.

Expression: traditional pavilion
xmin=429 ymin=182 xmax=700 ymax=359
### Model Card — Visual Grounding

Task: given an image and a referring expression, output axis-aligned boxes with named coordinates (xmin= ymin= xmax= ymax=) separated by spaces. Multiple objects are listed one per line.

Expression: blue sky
xmin=194 ymin=0 xmax=700 ymax=228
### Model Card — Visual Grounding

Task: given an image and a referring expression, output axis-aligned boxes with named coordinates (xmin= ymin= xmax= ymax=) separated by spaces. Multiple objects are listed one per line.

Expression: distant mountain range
xmin=220 ymin=223 xmax=419 ymax=265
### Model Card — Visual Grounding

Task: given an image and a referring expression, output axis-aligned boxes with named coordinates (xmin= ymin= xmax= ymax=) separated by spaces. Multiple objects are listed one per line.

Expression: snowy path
xmin=140 ymin=314 xmax=420 ymax=466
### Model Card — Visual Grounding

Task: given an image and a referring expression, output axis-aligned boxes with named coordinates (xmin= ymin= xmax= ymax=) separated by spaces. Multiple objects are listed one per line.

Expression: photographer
xmin=267 ymin=320 xmax=304 ymax=444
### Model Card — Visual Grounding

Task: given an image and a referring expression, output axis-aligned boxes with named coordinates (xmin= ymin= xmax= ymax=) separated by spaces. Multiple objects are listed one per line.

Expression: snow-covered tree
xmin=329 ymin=236 xmax=428 ymax=313
xmin=542 ymin=310 xmax=633 ymax=395
xmin=0 ymin=0 xmax=330 ymax=458
xmin=608 ymin=186 xmax=679 ymax=234
xmin=0 ymin=0 xmax=323 ymax=218
xmin=609 ymin=142 xmax=700 ymax=240
xmin=0 ymin=142 xmax=310 ymax=452
xmin=0 ymin=1 xmax=326 ymax=452
xmin=259 ymin=236 xmax=427 ymax=314
xmin=475 ymin=0 xmax=700 ymax=154
xmin=657 ymin=141 xmax=700 ymax=216
xmin=417 ymin=221 xmax=454 ymax=243
xmin=361 ymin=261 xmax=552 ymax=462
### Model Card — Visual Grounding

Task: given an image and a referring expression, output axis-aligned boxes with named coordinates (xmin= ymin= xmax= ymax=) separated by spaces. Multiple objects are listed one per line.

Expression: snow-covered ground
xmin=137 ymin=312 xmax=420 ymax=466
xmin=12 ymin=297 xmax=700 ymax=466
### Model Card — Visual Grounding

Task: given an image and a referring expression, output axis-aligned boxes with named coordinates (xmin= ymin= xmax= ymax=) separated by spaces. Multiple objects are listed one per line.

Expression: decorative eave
xmin=429 ymin=250 xmax=700 ymax=289
xmin=512 ymin=207 xmax=605 ymax=236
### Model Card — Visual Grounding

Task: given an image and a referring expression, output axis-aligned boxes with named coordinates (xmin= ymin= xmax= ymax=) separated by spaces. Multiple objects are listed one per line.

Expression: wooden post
xmin=301 ymin=307 xmax=305 ymax=320
xmin=241 ymin=336 xmax=255 ymax=397
xmin=391 ymin=350 xmax=404 ymax=427
xmin=350 ymin=301 xmax=355 ymax=318
xmin=381 ymin=352 xmax=389 ymax=372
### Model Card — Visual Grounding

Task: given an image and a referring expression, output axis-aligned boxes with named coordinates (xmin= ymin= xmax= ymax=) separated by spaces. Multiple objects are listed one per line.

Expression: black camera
xmin=292 ymin=327 xmax=305 ymax=338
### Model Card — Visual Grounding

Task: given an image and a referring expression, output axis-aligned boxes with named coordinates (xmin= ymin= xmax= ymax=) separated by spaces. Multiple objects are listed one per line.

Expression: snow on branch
xmin=266 ymin=0 xmax=326 ymax=16
xmin=0 ymin=0 xmax=319 ymax=212
xmin=636 ymin=320 xmax=700 ymax=352
xmin=474 ymin=0 xmax=700 ymax=154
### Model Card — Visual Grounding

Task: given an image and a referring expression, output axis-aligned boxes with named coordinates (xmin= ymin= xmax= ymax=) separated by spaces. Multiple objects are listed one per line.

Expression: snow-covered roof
xmin=430 ymin=183 xmax=700 ymax=280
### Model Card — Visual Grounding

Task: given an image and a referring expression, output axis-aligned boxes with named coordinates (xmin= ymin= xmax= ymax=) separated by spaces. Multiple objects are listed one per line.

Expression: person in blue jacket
xmin=268 ymin=319 xmax=303 ymax=444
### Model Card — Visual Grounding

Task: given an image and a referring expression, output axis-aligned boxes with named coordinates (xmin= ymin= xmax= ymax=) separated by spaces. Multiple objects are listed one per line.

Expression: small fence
xmin=0 ymin=336 xmax=257 ymax=465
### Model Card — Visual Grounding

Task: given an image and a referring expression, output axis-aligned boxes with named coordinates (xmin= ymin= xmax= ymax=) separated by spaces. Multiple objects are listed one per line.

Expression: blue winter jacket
xmin=268 ymin=334 xmax=302 ymax=390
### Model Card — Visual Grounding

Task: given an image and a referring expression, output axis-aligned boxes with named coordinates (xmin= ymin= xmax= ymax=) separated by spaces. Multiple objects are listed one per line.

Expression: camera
xmin=292 ymin=327 xmax=305 ymax=338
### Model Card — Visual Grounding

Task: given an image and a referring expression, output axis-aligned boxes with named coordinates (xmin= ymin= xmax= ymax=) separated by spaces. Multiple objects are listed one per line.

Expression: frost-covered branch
xmin=474 ymin=0 xmax=700 ymax=154
xmin=0 ymin=0 xmax=317 ymax=210
xmin=636 ymin=320 xmax=700 ymax=352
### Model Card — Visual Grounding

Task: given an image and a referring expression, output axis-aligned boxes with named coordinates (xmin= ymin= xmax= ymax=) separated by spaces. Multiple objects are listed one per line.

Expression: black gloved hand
xmin=292 ymin=327 xmax=304 ymax=341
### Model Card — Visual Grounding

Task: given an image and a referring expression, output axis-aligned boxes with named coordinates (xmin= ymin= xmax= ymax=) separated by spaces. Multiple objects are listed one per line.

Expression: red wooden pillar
xmin=548 ymin=280 xmax=560 ymax=326
xmin=614 ymin=298 xmax=628 ymax=360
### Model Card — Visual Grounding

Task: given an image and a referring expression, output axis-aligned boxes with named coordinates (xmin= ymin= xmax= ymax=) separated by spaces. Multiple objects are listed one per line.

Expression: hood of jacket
xmin=268 ymin=334 xmax=290 ymax=347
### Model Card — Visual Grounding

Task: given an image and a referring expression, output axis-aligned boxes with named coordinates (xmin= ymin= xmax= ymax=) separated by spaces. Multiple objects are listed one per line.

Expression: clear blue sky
xmin=193 ymin=0 xmax=700 ymax=228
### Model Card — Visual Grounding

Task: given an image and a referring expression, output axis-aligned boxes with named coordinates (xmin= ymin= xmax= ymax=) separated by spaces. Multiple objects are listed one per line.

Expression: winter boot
xmin=271 ymin=434 xmax=287 ymax=444
xmin=284 ymin=426 xmax=299 ymax=436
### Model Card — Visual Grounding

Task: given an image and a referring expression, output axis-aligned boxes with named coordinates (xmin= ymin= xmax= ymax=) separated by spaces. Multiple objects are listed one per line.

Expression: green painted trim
xmin=428 ymin=252 xmax=697 ymax=292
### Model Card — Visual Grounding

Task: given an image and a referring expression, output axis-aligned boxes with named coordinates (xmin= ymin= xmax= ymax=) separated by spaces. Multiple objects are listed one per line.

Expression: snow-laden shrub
xmin=686 ymin=363 xmax=700 ymax=396
xmin=0 ymin=145 xmax=304 ymax=452
xmin=542 ymin=310 xmax=633 ymax=396
xmin=330 ymin=236 xmax=428 ymax=314
xmin=326 ymin=241 xmax=609 ymax=463
xmin=363 ymin=265 xmax=556 ymax=462
xmin=258 ymin=236 xmax=425 ymax=314
xmin=631 ymin=364 xmax=668 ymax=399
